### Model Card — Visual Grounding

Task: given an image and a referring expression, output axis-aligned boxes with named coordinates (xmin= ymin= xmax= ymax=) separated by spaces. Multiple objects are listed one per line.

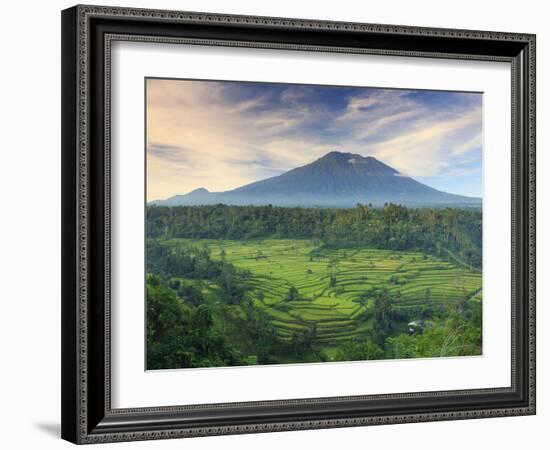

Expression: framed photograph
xmin=61 ymin=5 xmax=536 ymax=444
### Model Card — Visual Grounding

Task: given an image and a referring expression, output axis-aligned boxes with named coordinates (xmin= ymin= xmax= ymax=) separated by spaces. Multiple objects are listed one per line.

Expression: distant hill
xmin=151 ymin=151 xmax=481 ymax=208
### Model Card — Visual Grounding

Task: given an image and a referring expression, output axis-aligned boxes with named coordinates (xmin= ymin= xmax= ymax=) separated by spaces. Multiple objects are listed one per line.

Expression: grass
xmin=159 ymin=238 xmax=482 ymax=346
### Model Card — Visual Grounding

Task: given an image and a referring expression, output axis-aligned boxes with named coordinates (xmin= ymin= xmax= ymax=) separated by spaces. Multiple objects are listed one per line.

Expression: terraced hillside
xmin=161 ymin=239 xmax=482 ymax=345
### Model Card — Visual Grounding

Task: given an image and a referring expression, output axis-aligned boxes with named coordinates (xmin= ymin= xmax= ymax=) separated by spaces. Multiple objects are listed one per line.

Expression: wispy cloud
xmin=360 ymin=106 xmax=482 ymax=177
xmin=146 ymin=79 xmax=482 ymax=200
xmin=147 ymin=143 xmax=192 ymax=164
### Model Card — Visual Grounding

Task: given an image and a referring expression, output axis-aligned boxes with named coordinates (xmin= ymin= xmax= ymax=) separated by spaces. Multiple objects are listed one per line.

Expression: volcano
xmin=152 ymin=152 xmax=480 ymax=208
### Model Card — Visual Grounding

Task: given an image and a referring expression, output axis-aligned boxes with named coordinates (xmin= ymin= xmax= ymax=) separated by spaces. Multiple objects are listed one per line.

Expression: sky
xmin=146 ymin=78 xmax=483 ymax=201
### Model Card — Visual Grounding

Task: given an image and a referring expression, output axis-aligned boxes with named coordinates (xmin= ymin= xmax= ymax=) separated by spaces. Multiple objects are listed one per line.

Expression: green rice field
xmin=160 ymin=238 xmax=482 ymax=345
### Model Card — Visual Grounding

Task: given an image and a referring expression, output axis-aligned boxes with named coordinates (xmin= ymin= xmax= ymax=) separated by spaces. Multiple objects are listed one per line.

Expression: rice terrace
xmin=166 ymin=238 xmax=480 ymax=344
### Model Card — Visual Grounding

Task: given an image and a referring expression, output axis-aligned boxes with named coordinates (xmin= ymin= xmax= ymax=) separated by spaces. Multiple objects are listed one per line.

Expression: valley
xmin=159 ymin=238 xmax=482 ymax=354
xmin=146 ymin=202 xmax=483 ymax=369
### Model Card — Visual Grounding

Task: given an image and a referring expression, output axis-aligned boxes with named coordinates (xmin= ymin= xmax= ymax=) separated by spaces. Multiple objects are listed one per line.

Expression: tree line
xmin=147 ymin=203 xmax=482 ymax=268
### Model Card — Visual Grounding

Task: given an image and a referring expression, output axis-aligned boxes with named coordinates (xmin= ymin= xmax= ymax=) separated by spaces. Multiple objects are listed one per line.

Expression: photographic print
xmin=61 ymin=8 xmax=536 ymax=441
xmin=145 ymin=78 xmax=483 ymax=370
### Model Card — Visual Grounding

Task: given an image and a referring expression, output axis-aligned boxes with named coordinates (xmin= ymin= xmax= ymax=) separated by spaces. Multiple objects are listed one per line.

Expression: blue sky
xmin=147 ymin=78 xmax=482 ymax=201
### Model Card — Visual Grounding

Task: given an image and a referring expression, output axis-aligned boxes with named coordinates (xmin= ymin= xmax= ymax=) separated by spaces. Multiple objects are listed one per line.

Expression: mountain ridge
xmin=151 ymin=151 xmax=481 ymax=208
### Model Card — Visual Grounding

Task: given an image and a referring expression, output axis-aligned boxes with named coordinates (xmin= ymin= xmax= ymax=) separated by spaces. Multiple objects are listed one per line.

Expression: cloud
xmin=361 ymin=106 xmax=482 ymax=177
xmin=451 ymin=132 xmax=482 ymax=156
xmin=336 ymin=90 xmax=411 ymax=124
xmin=146 ymin=79 xmax=482 ymax=200
xmin=147 ymin=143 xmax=192 ymax=164
xmin=327 ymin=89 xmax=482 ymax=179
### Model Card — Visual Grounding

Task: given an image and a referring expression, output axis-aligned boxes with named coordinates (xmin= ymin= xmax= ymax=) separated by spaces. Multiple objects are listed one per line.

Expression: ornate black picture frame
xmin=61 ymin=4 xmax=536 ymax=444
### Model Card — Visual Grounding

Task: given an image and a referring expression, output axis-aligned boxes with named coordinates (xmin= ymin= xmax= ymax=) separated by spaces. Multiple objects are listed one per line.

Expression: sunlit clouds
xmin=146 ymin=78 xmax=482 ymax=201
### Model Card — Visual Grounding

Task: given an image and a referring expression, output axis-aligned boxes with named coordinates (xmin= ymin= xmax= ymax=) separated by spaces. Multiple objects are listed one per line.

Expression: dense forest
xmin=146 ymin=209 xmax=482 ymax=370
xmin=147 ymin=203 xmax=482 ymax=268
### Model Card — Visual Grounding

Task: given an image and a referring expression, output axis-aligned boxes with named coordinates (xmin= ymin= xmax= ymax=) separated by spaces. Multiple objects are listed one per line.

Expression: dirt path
xmin=437 ymin=245 xmax=481 ymax=273
xmin=467 ymin=287 xmax=482 ymax=302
